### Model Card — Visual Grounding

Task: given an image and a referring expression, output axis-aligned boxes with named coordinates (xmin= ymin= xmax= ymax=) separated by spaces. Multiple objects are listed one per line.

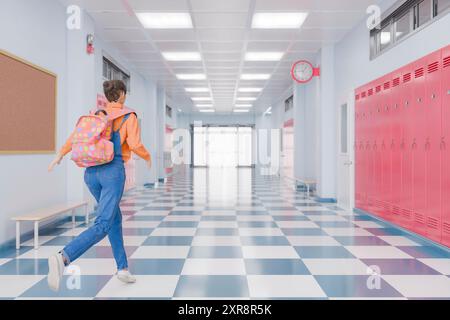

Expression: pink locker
xmin=381 ymin=76 xmax=393 ymax=221
xmin=371 ymin=83 xmax=382 ymax=216
xmin=441 ymin=46 xmax=450 ymax=247
xmin=360 ymin=88 xmax=369 ymax=210
xmin=400 ymin=65 xmax=414 ymax=229
xmin=411 ymin=57 xmax=428 ymax=236
xmin=355 ymin=91 xmax=362 ymax=208
xmin=390 ymin=71 xmax=403 ymax=225
xmin=366 ymin=85 xmax=376 ymax=214
xmin=425 ymin=49 xmax=443 ymax=242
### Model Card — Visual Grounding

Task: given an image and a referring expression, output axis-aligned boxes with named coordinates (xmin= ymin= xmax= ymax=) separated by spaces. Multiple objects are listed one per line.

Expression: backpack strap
xmin=114 ymin=113 xmax=132 ymax=132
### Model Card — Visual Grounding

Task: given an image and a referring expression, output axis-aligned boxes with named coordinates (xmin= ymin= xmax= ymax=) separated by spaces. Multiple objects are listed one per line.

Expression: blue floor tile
xmin=126 ymin=216 xmax=167 ymax=221
xmin=143 ymin=236 xmax=193 ymax=246
xmin=174 ymin=275 xmax=249 ymax=298
xmin=42 ymin=236 xmax=76 ymax=246
xmin=240 ymin=236 xmax=290 ymax=246
xmin=314 ymin=221 xmax=356 ymax=228
xmin=169 ymin=210 xmax=202 ymax=216
xmin=245 ymin=259 xmax=310 ymax=275
xmin=295 ymin=246 xmax=355 ymax=259
xmin=366 ymin=228 xmax=408 ymax=236
xmin=0 ymin=259 xmax=48 ymax=275
xmin=238 ymin=221 xmax=278 ymax=228
xmin=398 ymin=246 xmax=450 ymax=259
xmin=361 ymin=259 xmax=441 ymax=275
xmin=188 ymin=246 xmax=243 ymax=258
xmin=333 ymin=236 xmax=390 ymax=246
xmin=281 ymin=228 xmax=328 ymax=236
xmin=0 ymin=246 xmax=33 ymax=259
xmin=201 ymin=216 xmax=237 ymax=221
xmin=272 ymin=215 xmax=309 ymax=221
xmin=158 ymin=221 xmax=199 ymax=228
xmin=196 ymin=228 xmax=239 ymax=236
xmin=122 ymin=228 xmax=153 ymax=236
xmin=128 ymin=259 xmax=185 ymax=275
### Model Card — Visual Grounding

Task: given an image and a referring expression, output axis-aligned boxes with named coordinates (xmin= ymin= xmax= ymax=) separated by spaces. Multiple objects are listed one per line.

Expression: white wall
xmin=0 ymin=0 xmax=160 ymax=245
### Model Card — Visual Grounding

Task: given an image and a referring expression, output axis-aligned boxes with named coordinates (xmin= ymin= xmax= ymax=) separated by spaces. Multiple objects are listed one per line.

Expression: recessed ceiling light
xmin=251 ymin=12 xmax=308 ymax=29
xmin=245 ymin=52 xmax=284 ymax=61
xmin=191 ymin=97 xmax=212 ymax=101
xmin=176 ymin=74 xmax=207 ymax=80
xmin=162 ymin=52 xmax=201 ymax=61
xmin=185 ymin=88 xmax=210 ymax=93
xmin=196 ymin=104 xmax=213 ymax=108
xmin=235 ymin=104 xmax=253 ymax=108
xmin=136 ymin=12 xmax=193 ymax=29
xmin=238 ymin=88 xmax=263 ymax=93
xmin=199 ymin=109 xmax=215 ymax=113
xmin=241 ymin=74 xmax=271 ymax=80
xmin=234 ymin=109 xmax=250 ymax=113
xmin=236 ymin=97 xmax=257 ymax=101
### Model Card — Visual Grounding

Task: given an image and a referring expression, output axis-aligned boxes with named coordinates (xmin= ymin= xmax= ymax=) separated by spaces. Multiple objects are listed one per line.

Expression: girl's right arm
xmin=48 ymin=132 xmax=74 ymax=172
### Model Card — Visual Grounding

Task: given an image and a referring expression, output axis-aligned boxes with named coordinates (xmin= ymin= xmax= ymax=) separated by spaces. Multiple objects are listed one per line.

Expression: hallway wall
xmin=0 ymin=0 xmax=160 ymax=245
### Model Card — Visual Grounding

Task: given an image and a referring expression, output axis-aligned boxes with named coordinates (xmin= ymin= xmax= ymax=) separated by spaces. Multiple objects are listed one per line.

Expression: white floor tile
xmin=192 ymin=236 xmax=241 ymax=246
xmin=134 ymin=211 xmax=170 ymax=216
xmin=275 ymin=221 xmax=319 ymax=228
xmin=239 ymin=228 xmax=283 ymax=236
xmin=150 ymin=228 xmax=197 ymax=236
xmin=70 ymin=259 xmax=117 ymax=275
xmin=22 ymin=236 xmax=56 ymax=247
xmin=242 ymin=246 xmax=299 ymax=259
xmin=303 ymin=259 xmax=369 ymax=275
xmin=122 ymin=221 xmax=160 ymax=228
xmin=131 ymin=246 xmax=190 ymax=259
xmin=308 ymin=216 xmax=347 ymax=222
xmin=17 ymin=246 xmax=64 ymax=259
xmin=0 ymin=275 xmax=45 ymax=298
xmin=287 ymin=236 xmax=341 ymax=246
xmin=164 ymin=216 xmax=202 ymax=222
xmin=236 ymin=216 xmax=273 ymax=222
xmin=198 ymin=221 xmax=238 ymax=228
xmin=345 ymin=246 xmax=413 ymax=259
xmin=181 ymin=259 xmax=246 ymax=275
xmin=202 ymin=211 xmax=236 ymax=216
xmin=96 ymin=275 xmax=179 ymax=298
xmin=60 ymin=228 xmax=86 ymax=237
xmin=247 ymin=275 xmax=326 ymax=298
xmin=418 ymin=259 xmax=450 ymax=275
xmin=323 ymin=227 xmax=373 ymax=236
xmin=382 ymin=275 xmax=450 ymax=298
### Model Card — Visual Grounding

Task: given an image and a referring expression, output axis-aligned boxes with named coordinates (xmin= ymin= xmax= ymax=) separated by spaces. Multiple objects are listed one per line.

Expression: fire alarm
xmin=291 ymin=60 xmax=320 ymax=84
xmin=86 ymin=34 xmax=95 ymax=54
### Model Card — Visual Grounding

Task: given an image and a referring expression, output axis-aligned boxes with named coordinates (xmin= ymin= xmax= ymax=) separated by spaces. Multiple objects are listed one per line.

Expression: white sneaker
xmin=47 ymin=253 xmax=65 ymax=291
xmin=117 ymin=270 xmax=136 ymax=283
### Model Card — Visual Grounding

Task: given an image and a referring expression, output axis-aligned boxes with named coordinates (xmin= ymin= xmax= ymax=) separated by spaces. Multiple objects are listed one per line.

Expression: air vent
xmin=427 ymin=61 xmax=438 ymax=73
xmin=402 ymin=209 xmax=412 ymax=219
xmin=414 ymin=212 xmax=425 ymax=224
xmin=415 ymin=67 xmax=424 ymax=78
xmin=361 ymin=91 xmax=366 ymax=98
xmin=376 ymin=85 xmax=382 ymax=93
xmin=443 ymin=222 xmax=450 ymax=234
xmin=403 ymin=73 xmax=411 ymax=83
xmin=443 ymin=56 xmax=450 ymax=68
xmin=384 ymin=81 xmax=390 ymax=90
xmin=392 ymin=206 xmax=401 ymax=215
xmin=393 ymin=77 xmax=400 ymax=87
xmin=368 ymin=88 xmax=373 ymax=96
xmin=427 ymin=217 xmax=439 ymax=229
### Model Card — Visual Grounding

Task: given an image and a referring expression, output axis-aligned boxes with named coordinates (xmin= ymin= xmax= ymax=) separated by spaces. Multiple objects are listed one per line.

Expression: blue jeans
xmin=61 ymin=158 xmax=128 ymax=270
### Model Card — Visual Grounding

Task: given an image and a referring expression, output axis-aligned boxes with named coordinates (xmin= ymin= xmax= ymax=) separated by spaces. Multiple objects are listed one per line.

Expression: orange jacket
xmin=60 ymin=102 xmax=151 ymax=163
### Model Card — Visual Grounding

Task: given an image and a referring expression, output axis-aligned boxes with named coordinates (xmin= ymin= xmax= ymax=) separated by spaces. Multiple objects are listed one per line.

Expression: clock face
xmin=292 ymin=60 xmax=314 ymax=83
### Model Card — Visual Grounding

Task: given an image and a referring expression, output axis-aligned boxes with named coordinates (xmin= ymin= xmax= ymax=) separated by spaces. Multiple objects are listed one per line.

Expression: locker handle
xmin=431 ymin=93 xmax=436 ymax=99
xmin=417 ymin=98 xmax=422 ymax=103
xmin=441 ymin=138 xmax=446 ymax=150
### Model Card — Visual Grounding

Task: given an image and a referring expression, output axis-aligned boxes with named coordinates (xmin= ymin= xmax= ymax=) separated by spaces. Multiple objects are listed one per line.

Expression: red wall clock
xmin=291 ymin=60 xmax=320 ymax=84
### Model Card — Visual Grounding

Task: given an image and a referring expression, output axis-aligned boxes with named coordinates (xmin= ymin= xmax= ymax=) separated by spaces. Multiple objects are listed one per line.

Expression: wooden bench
xmin=12 ymin=201 xmax=89 ymax=250
xmin=296 ymin=180 xmax=317 ymax=198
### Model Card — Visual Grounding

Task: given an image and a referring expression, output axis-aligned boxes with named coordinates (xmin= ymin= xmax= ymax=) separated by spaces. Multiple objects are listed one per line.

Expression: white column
xmin=156 ymin=87 xmax=167 ymax=182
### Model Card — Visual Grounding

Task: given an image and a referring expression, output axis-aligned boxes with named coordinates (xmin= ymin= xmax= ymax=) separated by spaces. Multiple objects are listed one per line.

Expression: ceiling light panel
xmin=251 ymin=12 xmax=308 ymax=29
xmin=245 ymin=52 xmax=284 ymax=61
xmin=176 ymin=74 xmax=207 ymax=80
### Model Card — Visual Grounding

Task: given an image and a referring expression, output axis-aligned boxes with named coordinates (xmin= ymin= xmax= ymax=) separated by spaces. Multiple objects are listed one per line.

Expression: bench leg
xmin=16 ymin=221 xmax=20 ymax=250
xmin=85 ymin=204 xmax=89 ymax=225
xmin=71 ymin=209 xmax=75 ymax=228
xmin=34 ymin=221 xmax=39 ymax=250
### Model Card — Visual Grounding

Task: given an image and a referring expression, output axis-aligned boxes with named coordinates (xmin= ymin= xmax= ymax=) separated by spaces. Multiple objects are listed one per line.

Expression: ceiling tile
xmin=102 ymin=29 xmax=147 ymax=41
xmin=155 ymin=41 xmax=199 ymax=51
xmin=129 ymin=0 xmax=189 ymax=11
xmin=246 ymin=41 xmax=291 ymax=51
xmin=198 ymin=29 xmax=246 ymax=42
xmin=88 ymin=12 xmax=141 ymax=28
xmin=190 ymin=0 xmax=251 ymax=12
xmin=201 ymin=42 xmax=244 ymax=52
xmin=203 ymin=52 xmax=242 ymax=61
xmin=147 ymin=30 xmax=197 ymax=41
xmin=193 ymin=13 xmax=248 ymax=28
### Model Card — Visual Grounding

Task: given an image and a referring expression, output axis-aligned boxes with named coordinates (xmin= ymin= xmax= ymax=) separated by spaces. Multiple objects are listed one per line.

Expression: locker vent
xmin=427 ymin=217 xmax=439 ymax=230
xmin=382 ymin=202 xmax=391 ymax=212
xmin=384 ymin=81 xmax=391 ymax=90
xmin=427 ymin=61 xmax=439 ymax=73
xmin=375 ymin=85 xmax=382 ymax=93
xmin=443 ymin=222 xmax=450 ymax=234
xmin=443 ymin=56 xmax=450 ymax=68
xmin=414 ymin=68 xmax=424 ymax=78
xmin=393 ymin=77 xmax=400 ymax=87
xmin=355 ymin=94 xmax=360 ymax=100
xmin=361 ymin=91 xmax=366 ymax=98
xmin=414 ymin=212 xmax=425 ymax=224
xmin=401 ymin=209 xmax=412 ymax=219
xmin=392 ymin=206 xmax=402 ymax=215
xmin=403 ymin=73 xmax=411 ymax=83
xmin=368 ymin=88 xmax=373 ymax=96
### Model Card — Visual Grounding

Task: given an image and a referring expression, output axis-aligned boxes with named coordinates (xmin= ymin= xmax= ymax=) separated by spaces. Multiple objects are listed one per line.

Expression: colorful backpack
xmin=70 ymin=108 xmax=134 ymax=168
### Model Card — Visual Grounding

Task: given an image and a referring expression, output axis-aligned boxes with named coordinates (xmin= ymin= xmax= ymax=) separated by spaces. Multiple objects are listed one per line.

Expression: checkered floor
xmin=1 ymin=167 xmax=449 ymax=299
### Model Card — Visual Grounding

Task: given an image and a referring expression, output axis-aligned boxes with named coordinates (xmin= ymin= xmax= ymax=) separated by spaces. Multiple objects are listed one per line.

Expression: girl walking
xmin=47 ymin=80 xmax=151 ymax=291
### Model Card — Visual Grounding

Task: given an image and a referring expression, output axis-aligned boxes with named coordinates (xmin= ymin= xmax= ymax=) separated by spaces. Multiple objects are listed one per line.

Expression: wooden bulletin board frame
xmin=0 ymin=49 xmax=57 ymax=154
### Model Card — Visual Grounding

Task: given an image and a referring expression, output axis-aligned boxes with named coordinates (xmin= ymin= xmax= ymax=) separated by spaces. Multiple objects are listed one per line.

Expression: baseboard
xmin=314 ymin=197 xmax=337 ymax=203
xmin=353 ymin=207 xmax=450 ymax=251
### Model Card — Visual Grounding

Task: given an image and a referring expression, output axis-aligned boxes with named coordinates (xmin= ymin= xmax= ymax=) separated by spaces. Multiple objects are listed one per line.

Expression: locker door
xmin=381 ymin=78 xmax=392 ymax=220
xmin=425 ymin=50 xmax=443 ymax=242
xmin=355 ymin=92 xmax=362 ymax=208
xmin=367 ymin=87 xmax=376 ymax=214
xmin=390 ymin=72 xmax=403 ymax=225
xmin=411 ymin=58 xmax=428 ymax=236
xmin=400 ymin=66 xmax=414 ymax=229
xmin=373 ymin=84 xmax=384 ymax=216
xmin=441 ymin=46 xmax=450 ymax=247
xmin=360 ymin=90 xmax=368 ymax=210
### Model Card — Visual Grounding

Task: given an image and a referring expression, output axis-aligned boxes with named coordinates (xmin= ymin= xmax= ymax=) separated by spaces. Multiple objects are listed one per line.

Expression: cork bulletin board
xmin=0 ymin=49 xmax=57 ymax=154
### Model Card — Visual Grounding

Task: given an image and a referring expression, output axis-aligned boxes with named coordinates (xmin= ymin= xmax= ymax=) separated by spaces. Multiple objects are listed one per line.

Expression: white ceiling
xmin=62 ymin=0 xmax=378 ymax=114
